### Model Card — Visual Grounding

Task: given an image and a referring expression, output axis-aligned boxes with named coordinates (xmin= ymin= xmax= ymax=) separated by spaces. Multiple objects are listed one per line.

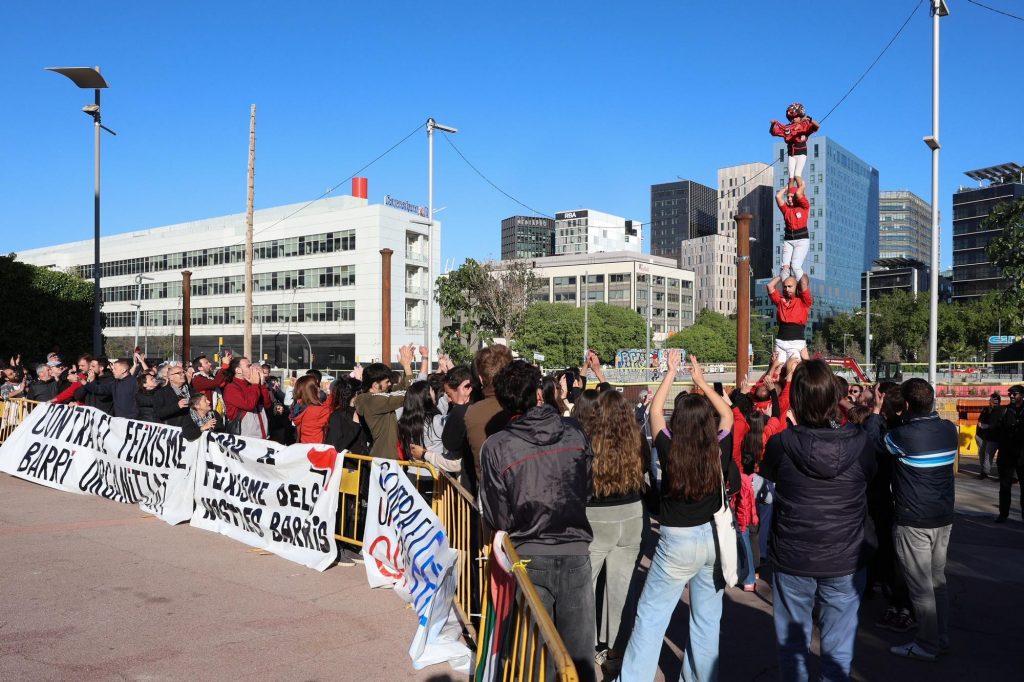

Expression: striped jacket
xmin=882 ymin=412 xmax=957 ymax=528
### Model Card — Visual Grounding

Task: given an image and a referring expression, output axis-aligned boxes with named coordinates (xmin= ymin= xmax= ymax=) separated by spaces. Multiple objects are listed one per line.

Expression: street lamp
xmin=855 ymin=310 xmax=877 ymax=379
xmin=285 ymin=285 xmax=304 ymax=376
xmin=46 ymin=66 xmax=116 ymax=357
xmin=925 ymin=0 xmax=949 ymax=386
xmin=132 ymin=274 xmax=154 ymax=349
xmin=426 ymin=118 xmax=457 ymax=361
xmin=843 ymin=333 xmax=854 ymax=357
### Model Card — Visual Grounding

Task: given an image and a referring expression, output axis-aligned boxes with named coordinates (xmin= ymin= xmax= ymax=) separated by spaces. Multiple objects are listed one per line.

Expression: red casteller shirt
xmin=780 ymin=193 xmax=810 ymax=240
xmin=770 ymin=287 xmax=813 ymax=340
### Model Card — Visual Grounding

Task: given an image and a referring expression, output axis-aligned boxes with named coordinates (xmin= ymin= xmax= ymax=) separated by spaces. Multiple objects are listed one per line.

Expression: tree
xmin=476 ymin=260 xmax=539 ymax=342
xmin=515 ymin=302 xmax=646 ymax=369
xmin=986 ymin=197 xmax=1024 ymax=329
xmin=434 ymin=259 xmax=489 ymax=364
xmin=664 ymin=310 xmax=736 ymax=362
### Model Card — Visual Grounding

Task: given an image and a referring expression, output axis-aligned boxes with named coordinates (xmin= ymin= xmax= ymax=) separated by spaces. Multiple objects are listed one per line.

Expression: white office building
xmin=680 ymin=234 xmax=737 ymax=315
xmin=494 ymin=252 xmax=695 ymax=340
xmin=16 ymin=190 xmax=440 ymax=366
xmin=554 ymin=209 xmax=642 ymax=256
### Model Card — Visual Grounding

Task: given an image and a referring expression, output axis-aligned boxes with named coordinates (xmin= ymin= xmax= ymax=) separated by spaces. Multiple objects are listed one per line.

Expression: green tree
xmin=514 ymin=302 xmax=646 ymax=368
xmin=664 ymin=310 xmax=736 ymax=362
xmin=434 ymin=259 xmax=490 ymax=364
xmin=986 ymin=197 xmax=1024 ymax=329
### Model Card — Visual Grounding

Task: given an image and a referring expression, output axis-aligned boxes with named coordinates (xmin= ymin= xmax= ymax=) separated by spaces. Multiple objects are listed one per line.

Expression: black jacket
xmin=27 ymin=378 xmax=60 ymax=402
xmin=761 ymin=423 xmax=877 ymax=578
xmin=136 ymin=388 xmax=159 ymax=422
xmin=874 ymin=412 xmax=957 ymax=528
xmin=83 ymin=374 xmax=139 ymax=419
xmin=479 ymin=404 xmax=593 ymax=556
xmin=182 ymin=412 xmax=224 ymax=441
xmin=997 ymin=404 xmax=1024 ymax=456
xmin=76 ymin=372 xmax=114 ymax=415
xmin=154 ymin=385 xmax=190 ymax=427
xmin=325 ymin=408 xmax=370 ymax=455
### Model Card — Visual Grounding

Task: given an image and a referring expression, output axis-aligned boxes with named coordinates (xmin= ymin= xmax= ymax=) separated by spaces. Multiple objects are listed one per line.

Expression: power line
xmin=966 ymin=0 xmax=1024 ymax=22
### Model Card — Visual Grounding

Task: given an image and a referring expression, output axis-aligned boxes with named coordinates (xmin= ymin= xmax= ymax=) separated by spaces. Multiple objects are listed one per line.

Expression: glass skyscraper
xmin=754 ymin=136 xmax=880 ymax=330
xmin=879 ymin=190 xmax=932 ymax=262
xmin=650 ymin=180 xmax=717 ymax=265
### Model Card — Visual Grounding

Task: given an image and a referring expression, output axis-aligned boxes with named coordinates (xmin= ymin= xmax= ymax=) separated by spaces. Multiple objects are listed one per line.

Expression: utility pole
xmin=926 ymin=0 xmax=949 ymax=385
xmin=583 ymin=271 xmax=589 ymax=364
xmin=644 ymin=261 xmax=652 ymax=377
xmin=865 ymin=270 xmax=872 ymax=375
xmin=243 ymin=104 xmax=256 ymax=359
xmin=735 ymin=213 xmax=752 ymax=386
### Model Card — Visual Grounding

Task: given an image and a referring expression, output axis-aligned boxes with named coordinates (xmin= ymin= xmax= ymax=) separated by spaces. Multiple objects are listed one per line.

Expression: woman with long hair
xmin=587 ymin=389 xmax=648 ymax=671
xmin=400 ymin=380 xmax=460 ymax=473
xmin=325 ymin=376 xmax=369 ymax=454
xmin=619 ymin=350 xmax=738 ymax=682
xmin=291 ymin=374 xmax=334 ymax=444
xmin=570 ymin=388 xmax=601 ymax=436
xmin=541 ymin=375 xmax=568 ymax=416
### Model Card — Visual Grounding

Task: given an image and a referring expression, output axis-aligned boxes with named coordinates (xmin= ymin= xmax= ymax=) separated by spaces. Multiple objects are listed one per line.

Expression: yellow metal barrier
xmin=475 ymin=534 xmax=579 ymax=682
xmin=433 ymin=470 xmax=489 ymax=642
xmin=0 ymin=399 xmax=41 ymax=444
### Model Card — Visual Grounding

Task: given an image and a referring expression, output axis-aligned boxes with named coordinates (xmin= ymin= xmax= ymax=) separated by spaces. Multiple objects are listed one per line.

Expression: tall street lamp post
xmin=925 ymin=0 xmax=949 ymax=385
xmin=46 ymin=66 xmax=116 ymax=357
xmin=426 ymin=118 xmax=457 ymax=362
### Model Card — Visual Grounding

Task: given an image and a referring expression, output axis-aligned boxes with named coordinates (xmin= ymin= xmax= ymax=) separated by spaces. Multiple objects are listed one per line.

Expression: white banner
xmin=0 ymin=402 xmax=196 ymax=524
xmin=362 ymin=458 xmax=471 ymax=673
xmin=190 ymin=433 xmax=344 ymax=571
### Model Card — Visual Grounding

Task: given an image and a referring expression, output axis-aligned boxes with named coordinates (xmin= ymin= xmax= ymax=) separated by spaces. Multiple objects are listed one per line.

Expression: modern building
xmin=494 ymin=252 xmax=695 ymax=340
xmin=754 ymin=136 xmax=880 ymax=330
xmin=650 ymin=180 xmax=717 ymax=265
xmin=500 ymin=215 xmax=555 ymax=260
xmin=879 ymin=190 xmax=932 ymax=262
xmin=952 ymin=162 xmax=1024 ymax=301
xmin=680 ymin=234 xmax=737 ymax=315
xmin=16 ymin=185 xmax=440 ymax=366
xmin=553 ymin=209 xmax=642 ymax=256
xmin=718 ymin=162 xmax=775 ymax=281
xmin=861 ymin=258 xmax=928 ymax=306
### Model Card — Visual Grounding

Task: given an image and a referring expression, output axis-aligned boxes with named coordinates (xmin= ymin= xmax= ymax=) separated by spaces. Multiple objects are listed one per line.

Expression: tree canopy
xmin=514 ymin=302 xmax=646 ymax=368
xmin=986 ymin=197 xmax=1024 ymax=329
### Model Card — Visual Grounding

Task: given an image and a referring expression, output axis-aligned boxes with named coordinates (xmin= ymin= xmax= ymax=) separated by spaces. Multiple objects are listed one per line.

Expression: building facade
xmin=718 ymin=162 xmax=775 ymax=284
xmin=952 ymin=163 xmax=1024 ymax=301
xmin=861 ymin=258 xmax=928 ymax=306
xmin=553 ymin=209 xmax=642 ymax=256
xmin=680 ymin=234 xmax=737 ymax=315
xmin=650 ymin=180 xmax=717 ymax=265
xmin=17 ymin=194 xmax=441 ymax=366
xmin=879 ymin=190 xmax=932 ymax=262
xmin=500 ymin=215 xmax=556 ymax=260
xmin=495 ymin=252 xmax=695 ymax=340
xmin=755 ymin=136 xmax=880 ymax=330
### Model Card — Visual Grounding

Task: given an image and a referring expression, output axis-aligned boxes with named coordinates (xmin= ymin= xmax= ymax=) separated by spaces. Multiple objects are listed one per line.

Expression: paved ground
xmin=0 ymin=474 xmax=464 ymax=682
xmin=2 ymin=456 xmax=1021 ymax=682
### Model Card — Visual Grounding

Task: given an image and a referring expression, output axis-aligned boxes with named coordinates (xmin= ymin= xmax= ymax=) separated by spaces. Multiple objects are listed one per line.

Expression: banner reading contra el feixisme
xmin=189 ymin=433 xmax=344 ymax=571
xmin=0 ymin=402 xmax=196 ymax=524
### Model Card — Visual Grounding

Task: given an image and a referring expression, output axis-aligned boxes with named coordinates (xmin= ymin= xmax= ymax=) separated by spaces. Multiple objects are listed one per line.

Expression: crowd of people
xmin=3 ymin=341 xmax=1023 ymax=681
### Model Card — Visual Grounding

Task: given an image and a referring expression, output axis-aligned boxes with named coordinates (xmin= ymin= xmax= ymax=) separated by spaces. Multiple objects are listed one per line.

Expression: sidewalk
xmin=0 ymin=474 xmax=463 ymax=682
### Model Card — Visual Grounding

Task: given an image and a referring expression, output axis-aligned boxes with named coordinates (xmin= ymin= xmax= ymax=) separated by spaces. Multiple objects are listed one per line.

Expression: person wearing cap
xmin=975 ymin=392 xmax=1003 ymax=480
xmin=994 ymin=385 xmax=1024 ymax=523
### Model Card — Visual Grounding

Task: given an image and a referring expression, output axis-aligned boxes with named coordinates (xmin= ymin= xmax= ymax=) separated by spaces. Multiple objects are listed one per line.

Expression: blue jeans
xmin=619 ymin=522 xmax=723 ymax=682
xmin=738 ymin=528 xmax=756 ymax=587
xmin=773 ymin=570 xmax=865 ymax=682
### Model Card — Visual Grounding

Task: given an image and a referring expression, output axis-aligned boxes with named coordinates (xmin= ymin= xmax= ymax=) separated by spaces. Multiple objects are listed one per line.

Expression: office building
xmin=718 ymin=162 xmax=775 ymax=280
xmin=861 ymin=258 xmax=928 ymax=306
xmin=553 ymin=209 xmax=642 ymax=256
xmin=952 ymin=162 xmax=1024 ymax=301
xmin=500 ymin=215 xmax=556 ymax=260
xmin=16 ymin=186 xmax=440 ymax=366
xmin=650 ymin=180 xmax=717 ymax=264
xmin=494 ymin=252 xmax=695 ymax=340
xmin=879 ymin=190 xmax=932 ymax=262
xmin=680 ymin=234 xmax=737 ymax=315
xmin=754 ymin=136 xmax=880 ymax=330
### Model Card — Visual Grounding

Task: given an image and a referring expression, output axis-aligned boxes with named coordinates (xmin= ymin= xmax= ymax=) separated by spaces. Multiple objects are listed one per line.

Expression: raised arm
xmin=775 ymin=188 xmax=787 ymax=211
xmin=767 ymin=275 xmax=781 ymax=295
xmin=649 ymin=348 xmax=681 ymax=437
xmin=689 ymin=354 xmax=733 ymax=433
xmin=793 ymin=175 xmax=806 ymax=199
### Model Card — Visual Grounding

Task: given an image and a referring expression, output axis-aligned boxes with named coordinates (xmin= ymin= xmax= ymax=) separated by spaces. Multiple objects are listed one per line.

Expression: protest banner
xmin=0 ymin=402 xmax=197 ymax=524
xmin=363 ymin=458 xmax=472 ymax=673
xmin=190 ymin=433 xmax=344 ymax=571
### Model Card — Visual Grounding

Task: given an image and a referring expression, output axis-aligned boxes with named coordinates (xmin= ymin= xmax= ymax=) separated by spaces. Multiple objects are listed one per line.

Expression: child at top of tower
xmin=770 ymin=102 xmax=820 ymax=184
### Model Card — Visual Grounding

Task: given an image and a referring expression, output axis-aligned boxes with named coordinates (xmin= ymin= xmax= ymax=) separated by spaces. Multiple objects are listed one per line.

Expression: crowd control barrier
xmin=0 ymin=399 xmax=41 ymax=444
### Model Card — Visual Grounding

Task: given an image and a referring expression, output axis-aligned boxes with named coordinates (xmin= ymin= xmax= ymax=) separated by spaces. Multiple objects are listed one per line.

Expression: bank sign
xmin=385 ymin=195 xmax=427 ymax=217
xmin=556 ymin=210 xmax=589 ymax=221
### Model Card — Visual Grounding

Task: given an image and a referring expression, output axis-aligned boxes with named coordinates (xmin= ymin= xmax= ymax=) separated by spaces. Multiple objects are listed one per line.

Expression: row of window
xmin=104 ymin=301 xmax=357 ymax=328
xmin=101 ymin=266 xmax=356 ymax=302
xmin=75 ymin=230 xmax=357 ymax=279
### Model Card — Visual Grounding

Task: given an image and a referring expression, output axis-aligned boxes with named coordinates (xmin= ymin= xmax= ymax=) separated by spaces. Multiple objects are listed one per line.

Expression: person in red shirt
xmin=770 ymin=102 xmax=820 ymax=184
xmin=222 ymin=357 xmax=273 ymax=439
xmin=767 ymin=273 xmax=813 ymax=360
xmin=291 ymin=374 xmax=334 ymax=444
xmin=777 ymin=176 xmax=811 ymax=280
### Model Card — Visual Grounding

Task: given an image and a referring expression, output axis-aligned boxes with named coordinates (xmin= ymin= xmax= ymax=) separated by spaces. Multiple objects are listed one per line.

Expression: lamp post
xmin=132 ymin=274 xmax=154 ymax=349
xmin=270 ymin=329 xmax=313 ymax=370
xmin=925 ymin=0 xmax=949 ymax=385
xmin=843 ymin=333 xmax=853 ymax=357
xmin=426 ymin=117 xmax=457 ymax=361
xmin=583 ymin=270 xmax=590 ymax=364
xmin=46 ymin=66 xmax=116 ymax=357
xmin=285 ymin=285 xmax=303 ymax=377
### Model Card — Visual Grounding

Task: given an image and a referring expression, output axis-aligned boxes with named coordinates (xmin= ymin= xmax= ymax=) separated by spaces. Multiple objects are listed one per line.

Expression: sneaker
xmin=977 ymin=472 xmax=987 ymax=479
xmin=890 ymin=642 xmax=936 ymax=661
xmin=995 ymin=515 xmax=1009 ymax=523
xmin=594 ymin=649 xmax=609 ymax=666
xmin=889 ymin=609 xmax=916 ymax=633
xmin=341 ymin=547 xmax=364 ymax=564
xmin=335 ymin=552 xmax=355 ymax=567
xmin=876 ymin=606 xmax=899 ymax=629
xmin=743 ymin=583 xmax=756 ymax=592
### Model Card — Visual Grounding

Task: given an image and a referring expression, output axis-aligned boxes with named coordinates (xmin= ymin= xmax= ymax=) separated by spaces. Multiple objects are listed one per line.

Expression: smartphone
xmin=134 ymin=346 xmax=141 ymax=354
xmin=713 ymin=382 xmax=724 ymax=396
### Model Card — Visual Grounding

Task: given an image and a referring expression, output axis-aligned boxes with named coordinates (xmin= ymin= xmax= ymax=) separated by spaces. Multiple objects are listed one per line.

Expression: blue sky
xmin=2 ymin=1 xmax=1021 ymax=270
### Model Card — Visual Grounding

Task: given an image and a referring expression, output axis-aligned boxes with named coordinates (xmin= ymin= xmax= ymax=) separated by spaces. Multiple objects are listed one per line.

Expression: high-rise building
xmin=862 ymin=258 xmax=929 ymax=306
xmin=718 ymin=162 xmax=775 ymax=281
xmin=754 ymin=136 xmax=879 ymax=329
xmin=650 ymin=180 xmax=717 ymax=264
xmin=500 ymin=215 xmax=555 ymax=260
xmin=680 ymin=234 xmax=737 ymax=314
xmin=553 ymin=209 xmax=642 ymax=256
xmin=952 ymin=162 xmax=1024 ymax=301
xmin=879 ymin=190 xmax=932 ymax=262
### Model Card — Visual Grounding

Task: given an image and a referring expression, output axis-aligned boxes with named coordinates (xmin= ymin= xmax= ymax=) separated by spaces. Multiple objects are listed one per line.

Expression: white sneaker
xmin=889 ymin=642 xmax=936 ymax=661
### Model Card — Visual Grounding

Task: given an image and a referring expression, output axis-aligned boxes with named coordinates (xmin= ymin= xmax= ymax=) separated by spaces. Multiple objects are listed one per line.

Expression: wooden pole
xmin=735 ymin=213 xmax=752 ymax=387
xmin=243 ymin=104 xmax=256 ymax=359
xmin=181 ymin=270 xmax=193 ymax=364
xmin=380 ymin=249 xmax=394 ymax=367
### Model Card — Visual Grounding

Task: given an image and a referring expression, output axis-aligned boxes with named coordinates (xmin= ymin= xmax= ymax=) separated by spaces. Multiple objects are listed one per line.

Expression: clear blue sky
xmin=3 ymin=1 xmax=1021 ymax=270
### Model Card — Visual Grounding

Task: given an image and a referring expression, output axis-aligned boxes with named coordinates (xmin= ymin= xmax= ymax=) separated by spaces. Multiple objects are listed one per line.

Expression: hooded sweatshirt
xmin=479 ymin=404 xmax=593 ymax=556
xmin=761 ymin=423 xmax=877 ymax=577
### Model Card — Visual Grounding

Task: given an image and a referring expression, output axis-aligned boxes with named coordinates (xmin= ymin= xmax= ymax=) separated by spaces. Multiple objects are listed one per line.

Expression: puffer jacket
xmin=479 ymin=403 xmax=593 ymax=556
xmin=879 ymin=412 xmax=957 ymax=528
xmin=761 ymin=423 xmax=877 ymax=577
